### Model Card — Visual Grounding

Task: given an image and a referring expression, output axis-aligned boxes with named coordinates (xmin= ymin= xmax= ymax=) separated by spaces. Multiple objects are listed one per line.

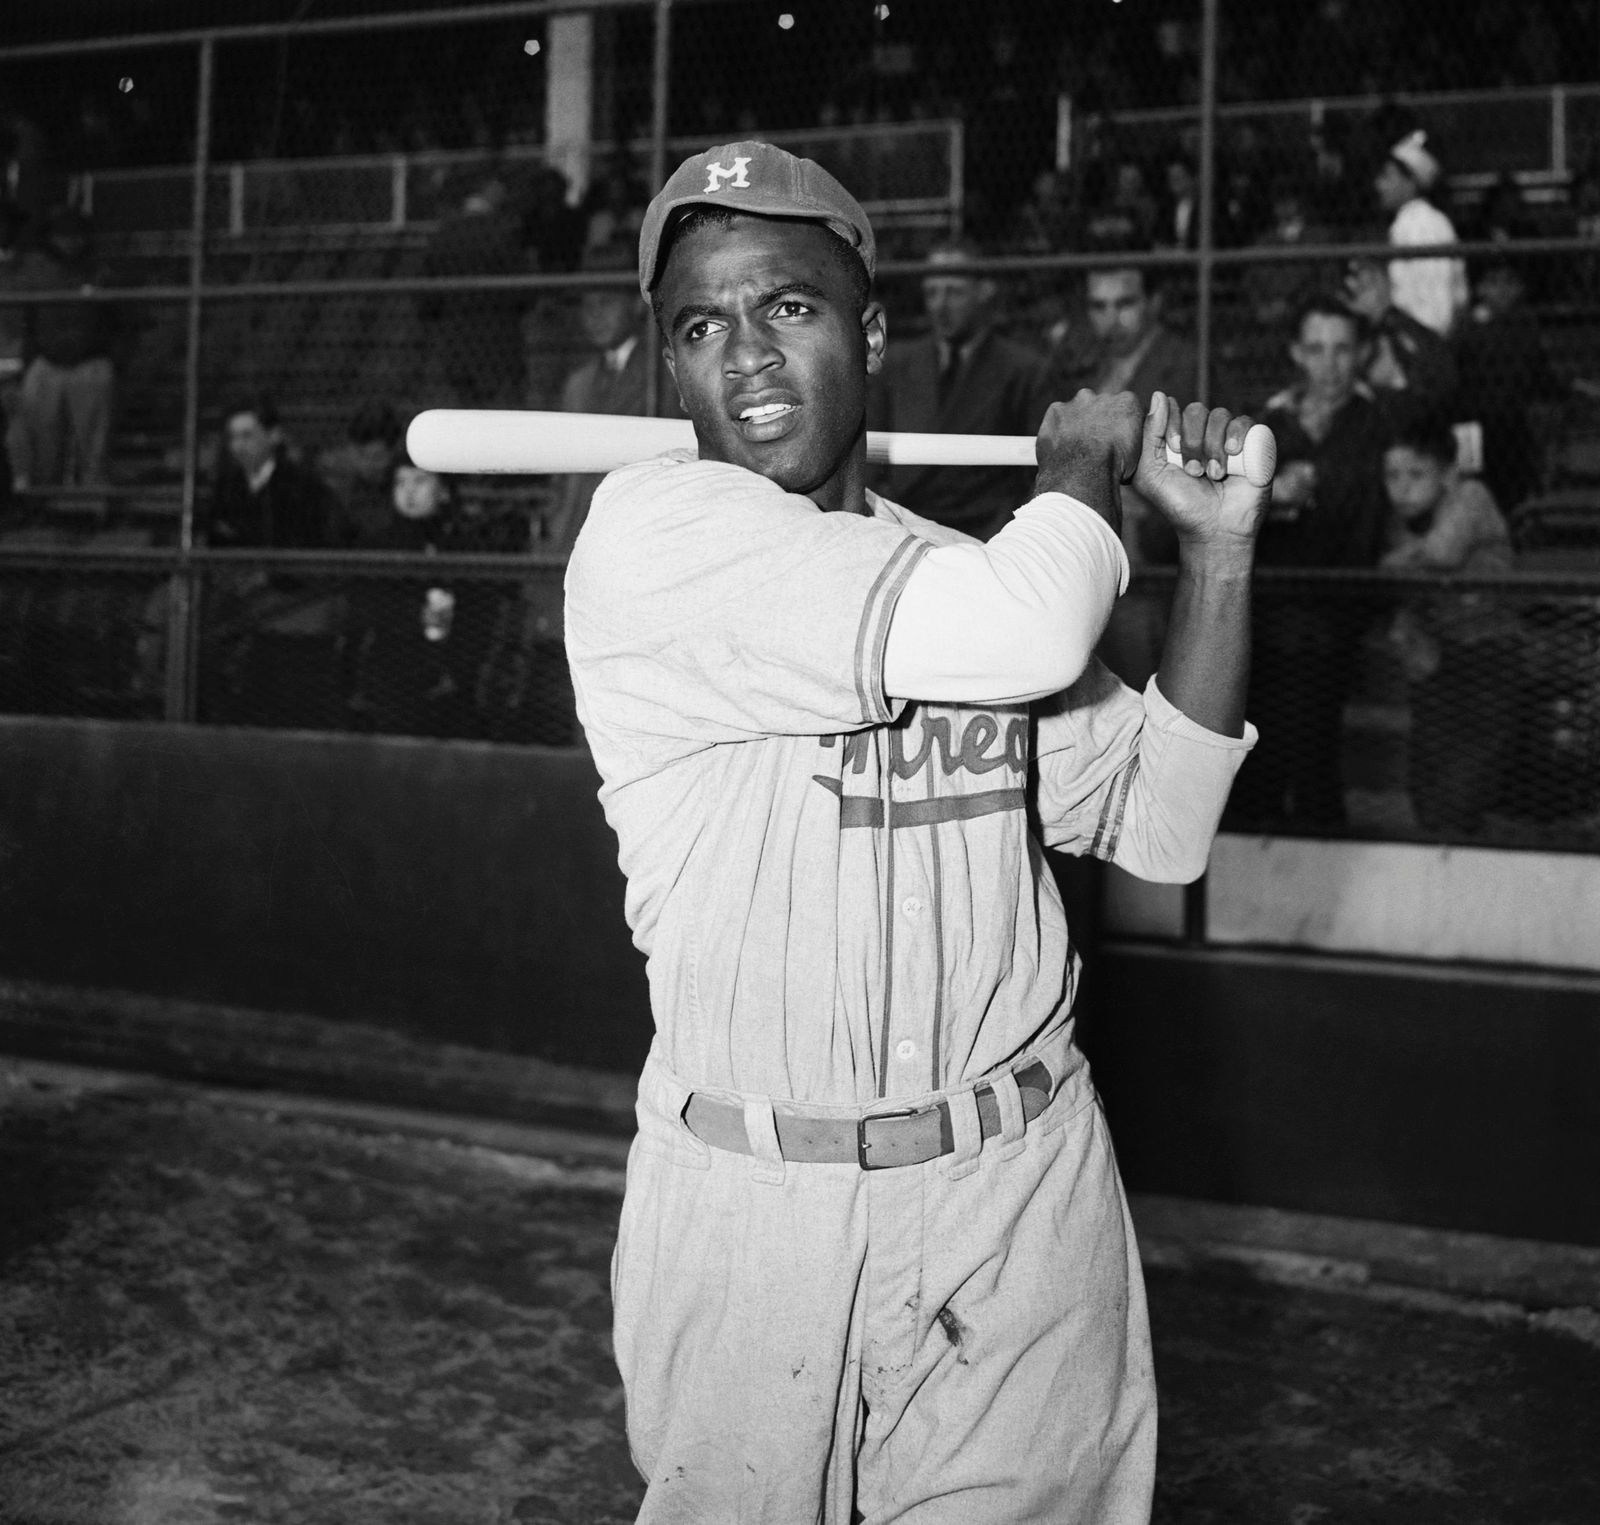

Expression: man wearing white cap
xmin=567 ymin=139 xmax=1270 ymax=1522
xmin=1375 ymin=129 xmax=1469 ymax=338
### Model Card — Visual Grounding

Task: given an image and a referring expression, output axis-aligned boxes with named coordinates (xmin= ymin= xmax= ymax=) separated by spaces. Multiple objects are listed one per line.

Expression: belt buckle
xmin=857 ymin=1106 xmax=922 ymax=1170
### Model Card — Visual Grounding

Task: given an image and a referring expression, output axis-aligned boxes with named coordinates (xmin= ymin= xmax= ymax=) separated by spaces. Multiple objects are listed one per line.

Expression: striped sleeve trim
xmin=853 ymin=536 xmax=931 ymax=724
xmin=1090 ymin=754 xmax=1140 ymax=862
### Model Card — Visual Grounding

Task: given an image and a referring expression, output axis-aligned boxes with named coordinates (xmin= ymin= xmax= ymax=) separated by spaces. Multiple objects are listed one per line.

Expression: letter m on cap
xmin=704 ymin=156 xmax=752 ymax=194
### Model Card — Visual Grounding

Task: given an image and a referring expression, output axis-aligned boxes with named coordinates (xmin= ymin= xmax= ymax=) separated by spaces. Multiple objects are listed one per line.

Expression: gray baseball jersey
xmin=566 ymin=449 xmax=1252 ymax=1105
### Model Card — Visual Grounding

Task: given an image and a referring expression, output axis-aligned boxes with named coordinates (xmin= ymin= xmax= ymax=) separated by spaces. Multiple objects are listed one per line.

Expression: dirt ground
xmin=1 ymin=1060 xmax=1596 ymax=1525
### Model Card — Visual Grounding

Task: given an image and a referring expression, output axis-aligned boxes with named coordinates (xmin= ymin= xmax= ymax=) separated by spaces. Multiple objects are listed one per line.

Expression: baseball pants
xmin=611 ymin=1045 xmax=1156 ymax=1524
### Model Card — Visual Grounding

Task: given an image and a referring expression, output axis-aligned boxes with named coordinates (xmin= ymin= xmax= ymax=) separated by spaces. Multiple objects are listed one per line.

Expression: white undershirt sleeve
xmin=881 ymin=492 xmax=1131 ymax=705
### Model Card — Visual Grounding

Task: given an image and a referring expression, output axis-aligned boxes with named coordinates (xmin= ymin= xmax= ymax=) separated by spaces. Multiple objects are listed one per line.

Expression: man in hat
xmin=547 ymin=241 xmax=678 ymax=551
xmin=864 ymin=238 xmax=1053 ymax=541
xmin=1375 ymin=129 xmax=1468 ymax=338
xmin=565 ymin=140 xmax=1269 ymax=1523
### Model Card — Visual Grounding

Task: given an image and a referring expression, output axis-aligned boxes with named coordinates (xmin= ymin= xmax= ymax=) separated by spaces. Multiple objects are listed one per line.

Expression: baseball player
xmin=564 ymin=142 xmax=1266 ymax=1524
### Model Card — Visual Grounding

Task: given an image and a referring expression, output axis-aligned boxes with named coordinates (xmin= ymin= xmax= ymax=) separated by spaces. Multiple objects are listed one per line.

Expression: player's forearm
xmin=1153 ymin=538 xmax=1254 ymax=738
xmin=882 ymin=493 xmax=1129 ymax=704
xmin=1110 ymin=677 xmax=1256 ymax=881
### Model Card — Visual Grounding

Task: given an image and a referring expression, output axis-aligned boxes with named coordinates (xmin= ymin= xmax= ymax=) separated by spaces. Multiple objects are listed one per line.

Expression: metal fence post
xmin=1195 ymin=0 xmax=1218 ymax=408
xmin=164 ymin=30 xmax=214 ymax=724
xmin=644 ymin=0 xmax=672 ymax=417
xmin=1182 ymin=0 xmax=1221 ymax=949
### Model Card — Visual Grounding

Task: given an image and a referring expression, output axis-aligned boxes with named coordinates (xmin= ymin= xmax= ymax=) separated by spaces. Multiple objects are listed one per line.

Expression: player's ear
xmin=863 ymin=301 xmax=887 ymax=376
xmin=660 ymin=343 xmax=689 ymax=412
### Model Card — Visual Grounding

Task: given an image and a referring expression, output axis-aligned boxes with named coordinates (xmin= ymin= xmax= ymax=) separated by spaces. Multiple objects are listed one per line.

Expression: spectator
xmin=202 ymin=396 xmax=344 ymax=730
xmin=1054 ymin=264 xmax=1200 ymax=408
xmin=516 ymin=163 xmax=585 ymax=410
xmin=1243 ymin=179 xmax=1337 ymax=333
xmin=515 ymin=163 xmax=583 ymax=274
xmin=1379 ymin=416 xmax=1519 ymax=835
xmin=1157 ymin=152 xmax=1199 ymax=250
xmin=1052 ymin=262 xmax=1203 ymax=686
xmin=0 ymin=109 xmax=52 ymax=220
xmin=578 ymin=148 xmax=649 ymax=255
xmin=348 ymin=458 xmax=490 ymax=739
xmin=1010 ymin=168 xmax=1077 ymax=257
xmin=1340 ymin=255 xmax=1458 ymax=429
xmin=14 ymin=206 xmax=121 ymax=489
xmin=1231 ymin=296 xmax=1391 ymax=830
xmin=546 ymin=241 xmax=673 ymax=553
xmin=1472 ymin=172 xmax=1535 ymax=245
xmin=479 ymin=241 xmax=672 ymax=746
xmin=316 ymin=400 xmax=405 ymax=548
xmin=1375 ymin=129 xmax=1469 ymax=337
xmin=207 ymin=398 xmax=337 ymax=550
xmin=865 ymin=239 xmax=1053 ymax=541
xmin=420 ymin=173 xmax=528 ymax=407
xmin=1082 ymin=159 xmax=1158 ymax=250
xmin=1454 ymin=255 xmax=1561 ymax=514
xmin=0 ymin=201 xmax=27 ymax=492
xmin=1218 ymin=136 xmax=1271 ymax=248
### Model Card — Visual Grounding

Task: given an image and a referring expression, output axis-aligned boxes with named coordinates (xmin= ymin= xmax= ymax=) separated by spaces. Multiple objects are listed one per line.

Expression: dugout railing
xmin=1 ymin=543 xmax=1595 ymax=854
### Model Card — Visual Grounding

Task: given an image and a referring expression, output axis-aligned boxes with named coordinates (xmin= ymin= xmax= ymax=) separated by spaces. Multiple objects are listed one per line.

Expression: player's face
xmin=1383 ymin=445 xmax=1449 ymax=523
xmin=1291 ymin=313 xmax=1362 ymax=405
xmin=658 ymin=214 xmax=886 ymax=514
xmin=1086 ymin=270 xmax=1152 ymax=355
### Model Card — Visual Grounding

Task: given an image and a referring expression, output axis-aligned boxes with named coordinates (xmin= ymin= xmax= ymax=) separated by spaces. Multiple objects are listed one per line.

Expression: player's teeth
xmin=740 ymin=403 xmax=793 ymax=420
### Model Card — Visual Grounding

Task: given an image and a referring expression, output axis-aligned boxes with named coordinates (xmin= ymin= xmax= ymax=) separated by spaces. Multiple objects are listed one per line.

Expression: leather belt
xmin=682 ymin=1058 xmax=1055 ymax=1171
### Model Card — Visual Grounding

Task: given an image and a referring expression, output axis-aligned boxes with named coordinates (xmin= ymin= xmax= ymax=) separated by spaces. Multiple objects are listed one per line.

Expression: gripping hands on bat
xmin=1034 ymin=389 xmax=1273 ymax=550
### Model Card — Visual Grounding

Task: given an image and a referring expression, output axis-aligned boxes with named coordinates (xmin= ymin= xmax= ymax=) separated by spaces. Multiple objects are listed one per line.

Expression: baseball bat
xmin=406 ymin=409 xmax=1277 ymax=487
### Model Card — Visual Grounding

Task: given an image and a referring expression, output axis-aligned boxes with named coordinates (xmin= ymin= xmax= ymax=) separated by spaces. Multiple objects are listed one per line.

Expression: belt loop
xmin=646 ymin=1059 xmax=712 ymax=1167
xmin=743 ymin=1096 xmax=786 ymax=1185
xmin=944 ymin=1087 xmax=983 ymax=1179
xmin=993 ymin=1070 xmax=1028 ymax=1160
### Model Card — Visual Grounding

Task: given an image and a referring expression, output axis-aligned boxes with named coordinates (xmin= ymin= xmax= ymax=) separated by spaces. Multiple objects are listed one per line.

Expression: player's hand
xmin=1032 ymin=389 xmax=1146 ymax=535
xmin=1132 ymin=394 xmax=1270 ymax=549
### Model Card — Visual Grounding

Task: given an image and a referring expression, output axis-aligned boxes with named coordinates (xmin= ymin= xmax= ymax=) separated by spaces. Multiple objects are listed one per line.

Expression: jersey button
xmin=895 ymin=1038 xmax=916 ymax=1061
xmin=901 ymin=896 xmax=924 ymax=918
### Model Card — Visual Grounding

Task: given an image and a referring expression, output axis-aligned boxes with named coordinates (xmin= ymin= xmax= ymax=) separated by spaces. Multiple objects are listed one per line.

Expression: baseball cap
xmin=637 ymin=140 xmax=876 ymax=297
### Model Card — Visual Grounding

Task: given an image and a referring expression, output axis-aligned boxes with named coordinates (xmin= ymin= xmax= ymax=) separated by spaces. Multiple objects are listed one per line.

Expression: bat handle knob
xmin=1164 ymin=422 xmax=1277 ymax=488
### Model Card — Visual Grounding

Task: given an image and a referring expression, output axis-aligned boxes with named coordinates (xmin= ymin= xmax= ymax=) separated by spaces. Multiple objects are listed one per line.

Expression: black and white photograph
xmin=0 ymin=1 xmax=1597 ymax=1521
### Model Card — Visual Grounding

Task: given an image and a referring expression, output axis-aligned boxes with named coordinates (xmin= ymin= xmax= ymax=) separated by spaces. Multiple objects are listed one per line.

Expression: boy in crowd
xmin=1380 ymin=418 xmax=1518 ymax=836
xmin=1232 ymin=296 xmax=1389 ymax=829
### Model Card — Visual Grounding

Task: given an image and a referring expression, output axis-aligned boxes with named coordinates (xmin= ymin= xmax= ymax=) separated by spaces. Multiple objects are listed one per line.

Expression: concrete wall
xmin=2 ymin=716 xmax=1596 ymax=1246
xmin=0 ymin=718 xmax=653 ymax=1075
xmin=1080 ymin=944 xmax=1600 ymax=1247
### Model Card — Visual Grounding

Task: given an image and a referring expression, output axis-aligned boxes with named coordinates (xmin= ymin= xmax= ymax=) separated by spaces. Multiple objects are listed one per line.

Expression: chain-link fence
xmin=3 ymin=0 xmax=1600 ymax=849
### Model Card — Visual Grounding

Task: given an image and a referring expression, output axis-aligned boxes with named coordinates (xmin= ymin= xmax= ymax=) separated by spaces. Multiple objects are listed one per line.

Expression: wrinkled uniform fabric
xmin=566 ymin=452 xmax=1253 ymax=1522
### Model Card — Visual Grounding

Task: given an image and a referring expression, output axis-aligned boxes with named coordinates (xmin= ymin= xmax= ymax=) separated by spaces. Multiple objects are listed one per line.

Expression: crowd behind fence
xmin=1 ymin=0 xmax=1599 ymax=855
